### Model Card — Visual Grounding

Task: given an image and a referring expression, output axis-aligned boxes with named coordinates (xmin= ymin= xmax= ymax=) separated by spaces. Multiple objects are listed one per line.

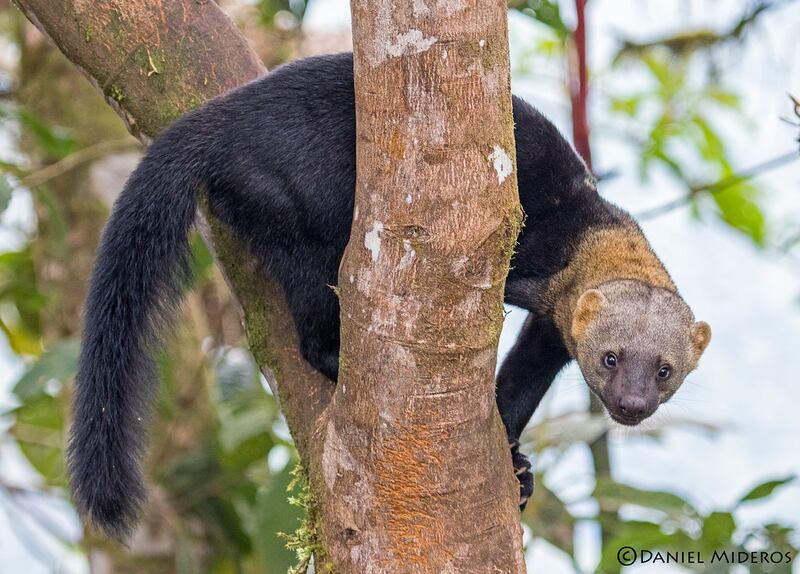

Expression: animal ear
xmin=690 ymin=321 xmax=712 ymax=360
xmin=571 ymin=289 xmax=607 ymax=342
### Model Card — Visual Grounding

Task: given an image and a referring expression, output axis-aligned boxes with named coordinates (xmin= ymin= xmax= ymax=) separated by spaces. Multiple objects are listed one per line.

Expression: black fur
xmin=71 ymin=52 xmax=627 ymax=536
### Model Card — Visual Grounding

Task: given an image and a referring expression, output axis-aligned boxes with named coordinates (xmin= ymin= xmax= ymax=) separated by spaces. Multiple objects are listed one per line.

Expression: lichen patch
xmin=482 ymin=68 xmax=500 ymax=99
xmin=385 ymin=29 xmax=438 ymax=60
xmin=399 ymin=239 xmax=416 ymax=269
xmin=412 ymin=0 xmax=429 ymax=16
xmin=488 ymin=145 xmax=513 ymax=184
xmin=438 ymin=0 xmax=467 ymax=15
xmin=364 ymin=221 xmax=384 ymax=262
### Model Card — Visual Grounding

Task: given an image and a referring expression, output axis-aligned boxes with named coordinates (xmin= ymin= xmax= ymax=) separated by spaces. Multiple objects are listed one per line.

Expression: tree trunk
xmin=314 ymin=1 xmax=527 ymax=571
xmin=16 ymin=0 xmax=527 ymax=570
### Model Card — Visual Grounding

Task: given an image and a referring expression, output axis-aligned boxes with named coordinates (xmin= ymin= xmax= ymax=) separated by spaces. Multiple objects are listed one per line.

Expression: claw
xmin=508 ymin=436 xmax=535 ymax=510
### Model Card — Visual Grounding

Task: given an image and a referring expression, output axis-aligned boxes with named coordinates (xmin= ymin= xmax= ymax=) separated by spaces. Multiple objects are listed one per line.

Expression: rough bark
xmin=315 ymin=1 xmax=527 ymax=571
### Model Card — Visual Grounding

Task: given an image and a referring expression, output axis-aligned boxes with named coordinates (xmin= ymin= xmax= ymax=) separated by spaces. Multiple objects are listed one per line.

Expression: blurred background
xmin=0 ymin=0 xmax=798 ymax=572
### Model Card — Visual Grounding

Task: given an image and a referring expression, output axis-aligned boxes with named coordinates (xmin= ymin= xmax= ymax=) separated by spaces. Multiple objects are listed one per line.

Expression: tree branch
xmin=18 ymin=137 xmax=140 ymax=189
xmin=637 ymin=150 xmax=799 ymax=220
xmin=570 ymin=0 xmax=591 ymax=169
xmin=613 ymin=0 xmax=798 ymax=62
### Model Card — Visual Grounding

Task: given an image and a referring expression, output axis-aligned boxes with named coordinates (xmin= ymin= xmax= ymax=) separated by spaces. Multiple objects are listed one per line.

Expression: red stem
xmin=570 ymin=0 xmax=592 ymax=171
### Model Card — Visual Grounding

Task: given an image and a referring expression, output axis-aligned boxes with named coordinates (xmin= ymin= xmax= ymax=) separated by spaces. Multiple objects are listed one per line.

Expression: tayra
xmin=70 ymin=52 xmax=711 ymax=538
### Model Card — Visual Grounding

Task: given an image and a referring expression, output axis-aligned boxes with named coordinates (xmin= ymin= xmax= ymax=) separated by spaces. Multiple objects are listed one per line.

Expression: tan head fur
xmin=570 ymin=279 xmax=711 ymax=425
xmin=543 ymin=223 xmax=711 ymax=424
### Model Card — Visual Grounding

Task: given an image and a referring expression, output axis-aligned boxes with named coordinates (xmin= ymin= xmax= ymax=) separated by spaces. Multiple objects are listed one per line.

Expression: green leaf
xmin=217 ymin=409 xmax=274 ymax=474
xmin=513 ymin=0 xmax=570 ymax=39
xmin=205 ymin=495 xmax=253 ymax=553
xmin=0 ymin=159 xmax=25 ymax=175
xmin=759 ymin=521 xmax=798 ymax=554
xmin=11 ymin=393 xmax=66 ymax=484
xmin=738 ymin=476 xmax=796 ymax=504
xmin=594 ymin=478 xmax=698 ymax=520
xmin=17 ymin=109 xmax=77 ymax=159
xmin=700 ymin=511 xmax=736 ymax=552
xmin=643 ymin=52 xmax=676 ymax=89
xmin=690 ymin=114 xmax=726 ymax=163
xmin=0 ymin=317 xmax=42 ymax=356
xmin=0 ymin=247 xmax=46 ymax=334
xmin=13 ymin=340 xmax=80 ymax=401
xmin=710 ymin=183 xmax=766 ymax=245
xmin=218 ymin=406 xmax=272 ymax=454
xmin=650 ymin=147 xmax=689 ymax=182
xmin=706 ymin=88 xmax=742 ymax=111
xmin=257 ymin=0 xmax=307 ymax=26
xmin=535 ymin=36 xmax=564 ymax=57
xmin=610 ymin=95 xmax=644 ymax=118
xmin=0 ymin=174 xmax=12 ymax=213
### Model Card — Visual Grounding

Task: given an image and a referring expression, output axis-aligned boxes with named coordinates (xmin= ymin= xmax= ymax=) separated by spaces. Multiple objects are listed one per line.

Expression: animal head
xmin=570 ymin=280 xmax=711 ymax=425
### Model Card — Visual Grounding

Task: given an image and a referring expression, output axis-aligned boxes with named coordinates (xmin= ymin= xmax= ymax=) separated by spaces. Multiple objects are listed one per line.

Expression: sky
xmin=2 ymin=0 xmax=800 ymax=572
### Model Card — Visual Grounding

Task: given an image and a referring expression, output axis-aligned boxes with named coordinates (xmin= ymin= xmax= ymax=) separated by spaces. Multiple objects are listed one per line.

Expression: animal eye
xmin=657 ymin=364 xmax=672 ymax=380
xmin=603 ymin=352 xmax=617 ymax=368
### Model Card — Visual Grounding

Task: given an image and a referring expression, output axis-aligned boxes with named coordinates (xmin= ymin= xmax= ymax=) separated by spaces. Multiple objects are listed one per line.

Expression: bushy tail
xmin=68 ymin=129 xmax=203 ymax=539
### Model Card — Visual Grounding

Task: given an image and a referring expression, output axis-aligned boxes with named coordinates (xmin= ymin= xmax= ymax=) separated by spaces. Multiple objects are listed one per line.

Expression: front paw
xmin=509 ymin=438 xmax=534 ymax=510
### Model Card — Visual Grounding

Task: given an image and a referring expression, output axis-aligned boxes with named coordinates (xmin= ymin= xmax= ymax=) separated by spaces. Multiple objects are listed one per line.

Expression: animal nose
xmin=618 ymin=396 xmax=647 ymax=418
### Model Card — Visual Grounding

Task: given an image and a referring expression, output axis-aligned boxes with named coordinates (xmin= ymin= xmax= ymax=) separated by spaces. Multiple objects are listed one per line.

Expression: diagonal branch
xmin=613 ymin=0 xmax=798 ymax=62
xmin=638 ymin=150 xmax=799 ymax=220
xmin=18 ymin=138 xmax=140 ymax=189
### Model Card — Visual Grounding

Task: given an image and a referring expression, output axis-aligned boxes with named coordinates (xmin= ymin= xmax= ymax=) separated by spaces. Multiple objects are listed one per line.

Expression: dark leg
xmin=285 ymin=275 xmax=341 ymax=381
xmin=205 ymin=171 xmax=344 ymax=381
xmin=263 ymin=246 xmax=342 ymax=382
xmin=496 ymin=312 xmax=571 ymax=508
